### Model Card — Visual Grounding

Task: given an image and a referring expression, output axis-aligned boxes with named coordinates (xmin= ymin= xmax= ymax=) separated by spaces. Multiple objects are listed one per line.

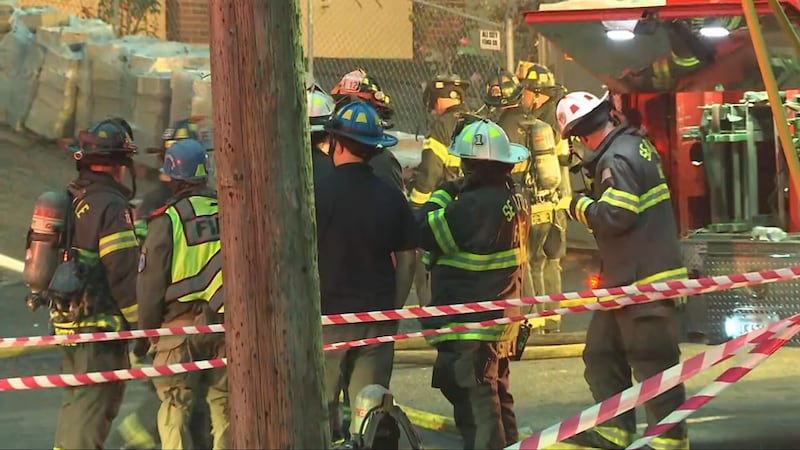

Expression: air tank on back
xmin=23 ymin=191 xmax=69 ymax=306
xmin=527 ymin=119 xmax=562 ymax=190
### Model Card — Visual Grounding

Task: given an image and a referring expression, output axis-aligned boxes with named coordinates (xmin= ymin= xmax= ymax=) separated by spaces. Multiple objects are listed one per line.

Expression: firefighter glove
xmin=556 ymin=195 xmax=571 ymax=211
xmin=568 ymin=193 xmax=584 ymax=221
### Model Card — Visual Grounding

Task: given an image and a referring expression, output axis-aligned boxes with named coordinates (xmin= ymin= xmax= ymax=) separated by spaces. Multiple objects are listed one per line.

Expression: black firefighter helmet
xmin=422 ymin=74 xmax=470 ymax=111
xmin=68 ymin=118 xmax=137 ymax=165
xmin=517 ymin=61 xmax=557 ymax=91
xmin=149 ymin=116 xmax=212 ymax=161
xmin=483 ymin=68 xmax=523 ymax=107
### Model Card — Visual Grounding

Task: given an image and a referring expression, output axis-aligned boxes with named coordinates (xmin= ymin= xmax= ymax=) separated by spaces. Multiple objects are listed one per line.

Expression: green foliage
xmin=81 ymin=0 xmax=161 ymax=37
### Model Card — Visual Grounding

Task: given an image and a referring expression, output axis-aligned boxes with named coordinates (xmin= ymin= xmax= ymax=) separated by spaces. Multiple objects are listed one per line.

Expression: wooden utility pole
xmin=208 ymin=1 xmax=329 ymax=448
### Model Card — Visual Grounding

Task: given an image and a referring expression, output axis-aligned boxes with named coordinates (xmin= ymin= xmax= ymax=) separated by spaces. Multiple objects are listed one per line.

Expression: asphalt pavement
xmin=2 ymin=274 xmax=800 ymax=449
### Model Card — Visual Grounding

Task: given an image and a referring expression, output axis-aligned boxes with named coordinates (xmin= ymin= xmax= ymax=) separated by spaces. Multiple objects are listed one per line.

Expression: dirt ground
xmin=0 ymin=126 xmax=161 ymax=259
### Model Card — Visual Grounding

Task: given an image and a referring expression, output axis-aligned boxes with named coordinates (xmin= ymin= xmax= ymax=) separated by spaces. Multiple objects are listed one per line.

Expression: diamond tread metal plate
xmin=681 ymin=238 xmax=800 ymax=346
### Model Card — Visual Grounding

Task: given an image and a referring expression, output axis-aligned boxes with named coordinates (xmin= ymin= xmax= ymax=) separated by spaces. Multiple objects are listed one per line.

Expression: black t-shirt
xmin=370 ymin=150 xmax=404 ymax=193
xmin=313 ymin=145 xmax=404 ymax=193
xmin=312 ymin=147 xmax=334 ymax=188
xmin=315 ymin=162 xmax=418 ymax=314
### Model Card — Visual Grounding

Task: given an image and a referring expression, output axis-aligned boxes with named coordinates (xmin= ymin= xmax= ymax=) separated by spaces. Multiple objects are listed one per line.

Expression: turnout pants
xmin=110 ymin=378 xmax=212 ymax=449
xmin=152 ymin=311 xmax=228 ymax=450
xmin=583 ymin=307 xmax=687 ymax=447
xmin=54 ymin=341 xmax=128 ymax=450
xmin=323 ymin=321 xmax=398 ymax=440
xmin=526 ymin=208 xmax=568 ymax=332
xmin=432 ymin=340 xmax=518 ymax=450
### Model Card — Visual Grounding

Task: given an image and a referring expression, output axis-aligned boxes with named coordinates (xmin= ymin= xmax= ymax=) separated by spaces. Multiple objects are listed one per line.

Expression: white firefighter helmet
xmin=448 ymin=119 xmax=529 ymax=164
xmin=307 ymin=89 xmax=335 ymax=133
xmin=555 ymin=90 xmax=611 ymax=138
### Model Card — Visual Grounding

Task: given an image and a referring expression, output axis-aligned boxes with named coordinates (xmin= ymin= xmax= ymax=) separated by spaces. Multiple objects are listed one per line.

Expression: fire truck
xmin=522 ymin=0 xmax=800 ymax=345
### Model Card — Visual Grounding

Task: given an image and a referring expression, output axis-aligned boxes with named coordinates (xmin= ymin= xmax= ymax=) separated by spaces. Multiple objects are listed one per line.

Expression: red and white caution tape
xmin=324 ymin=285 xmax=731 ymax=351
xmin=0 ymin=358 xmax=227 ymax=391
xmin=321 ymin=266 xmax=800 ymax=326
xmin=0 ymin=324 xmax=225 ymax=349
xmin=626 ymin=316 xmax=800 ymax=449
xmin=0 ymin=285 xmax=695 ymax=350
xmin=2 ymin=266 xmax=798 ymax=350
xmin=0 ymin=300 xmax=796 ymax=392
xmin=507 ymin=314 xmax=800 ymax=450
xmin=0 ymin=291 xmax=704 ymax=390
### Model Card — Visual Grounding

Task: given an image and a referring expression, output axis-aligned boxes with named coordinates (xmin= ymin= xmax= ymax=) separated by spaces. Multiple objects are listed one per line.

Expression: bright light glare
xmin=606 ymin=29 xmax=635 ymax=41
xmin=700 ymin=26 xmax=730 ymax=38
xmin=601 ymin=20 xmax=638 ymax=31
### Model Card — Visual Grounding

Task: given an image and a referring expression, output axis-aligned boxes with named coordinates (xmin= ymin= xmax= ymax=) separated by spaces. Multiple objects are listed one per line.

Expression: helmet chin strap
xmin=123 ymin=158 xmax=137 ymax=200
xmin=74 ymin=155 xmax=137 ymax=200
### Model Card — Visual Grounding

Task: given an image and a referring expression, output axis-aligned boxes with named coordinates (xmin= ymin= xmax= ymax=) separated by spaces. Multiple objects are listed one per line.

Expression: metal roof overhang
xmin=524 ymin=0 xmax=800 ymax=24
xmin=522 ymin=0 xmax=800 ymax=93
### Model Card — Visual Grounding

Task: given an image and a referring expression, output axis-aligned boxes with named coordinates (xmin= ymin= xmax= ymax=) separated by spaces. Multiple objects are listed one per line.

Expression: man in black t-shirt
xmin=315 ymin=100 xmax=417 ymax=446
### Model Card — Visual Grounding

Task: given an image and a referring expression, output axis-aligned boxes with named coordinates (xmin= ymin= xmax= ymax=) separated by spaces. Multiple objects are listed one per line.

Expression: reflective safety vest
xmin=164 ymin=195 xmax=224 ymax=313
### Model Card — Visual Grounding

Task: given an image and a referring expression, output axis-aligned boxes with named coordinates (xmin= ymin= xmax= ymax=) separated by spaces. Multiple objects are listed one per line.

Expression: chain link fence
xmin=2 ymin=0 xmax=541 ymax=140
xmin=306 ymin=0 xmax=540 ymax=133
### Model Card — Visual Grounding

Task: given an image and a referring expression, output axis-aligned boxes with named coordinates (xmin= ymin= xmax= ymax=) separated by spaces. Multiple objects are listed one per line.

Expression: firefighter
xmin=556 ymin=91 xmax=688 ymax=450
xmin=331 ymin=68 xmax=404 ymax=192
xmin=136 ymin=139 xmax=227 ymax=449
xmin=517 ymin=61 xmax=571 ymax=332
xmin=409 ymin=74 xmax=470 ymax=307
xmin=112 ymin=118 xmax=213 ymax=450
xmin=51 ymin=118 xmax=140 ymax=449
xmin=308 ymin=86 xmax=337 ymax=184
xmin=133 ymin=117 xmax=211 ymax=240
xmin=315 ymin=101 xmax=417 ymax=446
xmin=480 ymin=69 xmax=533 ymax=291
xmin=483 ymin=68 xmax=561 ymax=333
xmin=409 ymin=74 xmax=470 ymax=207
xmin=637 ymin=18 xmax=742 ymax=91
xmin=418 ymin=118 xmax=529 ymax=449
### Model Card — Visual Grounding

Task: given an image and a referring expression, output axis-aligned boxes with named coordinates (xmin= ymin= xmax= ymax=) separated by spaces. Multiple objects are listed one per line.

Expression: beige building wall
xmin=300 ymin=0 xmax=413 ymax=59
xmin=19 ymin=0 xmax=413 ymax=59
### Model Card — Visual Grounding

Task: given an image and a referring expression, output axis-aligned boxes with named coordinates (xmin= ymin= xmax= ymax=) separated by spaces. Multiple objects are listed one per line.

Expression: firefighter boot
xmin=638 ymin=437 xmax=690 ymax=450
xmin=548 ymin=427 xmax=633 ymax=450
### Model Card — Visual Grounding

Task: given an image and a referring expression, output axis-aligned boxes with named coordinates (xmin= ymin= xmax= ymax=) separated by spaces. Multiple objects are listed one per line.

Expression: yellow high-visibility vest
xmin=164 ymin=195 xmax=224 ymax=313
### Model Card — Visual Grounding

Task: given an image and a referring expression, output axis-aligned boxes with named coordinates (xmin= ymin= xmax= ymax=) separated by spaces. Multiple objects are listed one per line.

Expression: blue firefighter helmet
xmin=324 ymin=101 xmax=398 ymax=149
xmin=161 ymin=139 xmax=210 ymax=181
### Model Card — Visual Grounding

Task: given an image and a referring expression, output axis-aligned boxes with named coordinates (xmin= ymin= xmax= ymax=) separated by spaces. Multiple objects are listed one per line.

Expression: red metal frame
xmin=524 ymin=0 xmax=800 ymax=234
xmin=523 ymin=0 xmax=800 ymax=24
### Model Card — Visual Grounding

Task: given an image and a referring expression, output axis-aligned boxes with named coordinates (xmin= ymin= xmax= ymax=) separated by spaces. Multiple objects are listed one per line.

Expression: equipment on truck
xmin=522 ymin=0 xmax=800 ymax=345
